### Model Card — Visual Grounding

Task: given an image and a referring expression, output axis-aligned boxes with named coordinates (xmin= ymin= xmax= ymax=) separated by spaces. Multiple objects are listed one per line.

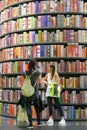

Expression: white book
xmin=61 ymin=45 xmax=64 ymax=57
xmin=28 ymin=17 xmax=31 ymax=29
xmin=50 ymin=0 xmax=54 ymax=12
xmin=85 ymin=31 xmax=87 ymax=42
xmin=75 ymin=15 xmax=80 ymax=27
xmin=37 ymin=16 xmax=42 ymax=28
xmin=22 ymin=3 xmax=27 ymax=15
xmin=78 ymin=30 xmax=82 ymax=42
xmin=32 ymin=2 xmax=35 ymax=14
xmin=43 ymin=1 xmax=47 ymax=12
xmin=80 ymin=76 xmax=84 ymax=88
xmin=22 ymin=17 xmax=27 ymax=30
xmin=79 ymin=0 xmax=84 ymax=12
xmin=67 ymin=0 xmax=71 ymax=12
xmin=78 ymin=45 xmax=82 ymax=57
xmin=56 ymin=30 xmax=60 ymax=42
xmin=37 ymin=45 xmax=40 ymax=57
xmin=85 ymin=108 xmax=87 ymax=119
xmin=14 ymin=33 xmax=17 ymax=45
xmin=43 ymin=30 xmax=48 ymax=42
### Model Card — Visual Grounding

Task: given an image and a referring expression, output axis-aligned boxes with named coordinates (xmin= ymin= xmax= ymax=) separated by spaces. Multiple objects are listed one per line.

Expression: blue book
xmin=35 ymin=1 xmax=39 ymax=13
xmin=6 ymin=34 xmax=11 ymax=46
xmin=69 ymin=106 xmax=75 ymax=119
xmin=40 ymin=45 xmax=44 ymax=57
xmin=20 ymin=61 xmax=23 ymax=73
xmin=31 ymin=31 xmax=35 ymax=43
xmin=9 ymin=6 xmax=12 ymax=18
xmin=43 ymin=15 xmax=48 ymax=27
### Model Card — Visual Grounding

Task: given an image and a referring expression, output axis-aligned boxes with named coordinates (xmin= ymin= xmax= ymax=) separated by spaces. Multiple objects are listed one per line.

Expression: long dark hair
xmin=50 ymin=65 xmax=55 ymax=77
xmin=28 ymin=59 xmax=37 ymax=71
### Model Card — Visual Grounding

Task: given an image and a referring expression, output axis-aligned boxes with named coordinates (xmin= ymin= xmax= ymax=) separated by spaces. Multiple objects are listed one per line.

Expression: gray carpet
xmin=0 ymin=125 xmax=87 ymax=130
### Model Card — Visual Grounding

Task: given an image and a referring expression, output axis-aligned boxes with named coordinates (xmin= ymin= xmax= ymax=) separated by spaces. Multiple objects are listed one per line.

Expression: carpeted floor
xmin=0 ymin=122 xmax=87 ymax=130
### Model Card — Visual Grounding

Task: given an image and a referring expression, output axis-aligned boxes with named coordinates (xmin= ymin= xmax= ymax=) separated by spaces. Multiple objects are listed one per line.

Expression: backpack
xmin=21 ymin=71 xmax=36 ymax=97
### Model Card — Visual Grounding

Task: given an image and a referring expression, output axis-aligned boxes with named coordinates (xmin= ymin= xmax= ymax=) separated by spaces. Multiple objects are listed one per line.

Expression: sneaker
xmin=37 ymin=123 xmax=42 ymax=126
xmin=47 ymin=118 xmax=54 ymax=126
xmin=27 ymin=124 xmax=33 ymax=129
xmin=58 ymin=119 xmax=66 ymax=126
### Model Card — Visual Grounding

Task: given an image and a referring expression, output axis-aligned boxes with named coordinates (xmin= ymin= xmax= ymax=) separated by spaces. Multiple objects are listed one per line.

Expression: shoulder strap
xmin=29 ymin=70 xmax=36 ymax=78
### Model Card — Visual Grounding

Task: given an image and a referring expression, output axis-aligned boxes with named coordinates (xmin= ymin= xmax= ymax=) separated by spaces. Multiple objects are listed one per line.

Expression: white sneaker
xmin=58 ymin=119 xmax=66 ymax=126
xmin=47 ymin=118 xmax=54 ymax=126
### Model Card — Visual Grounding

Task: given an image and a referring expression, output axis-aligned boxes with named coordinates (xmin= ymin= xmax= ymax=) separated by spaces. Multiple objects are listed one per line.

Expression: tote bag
xmin=17 ymin=106 xmax=29 ymax=127
xmin=51 ymin=83 xmax=61 ymax=97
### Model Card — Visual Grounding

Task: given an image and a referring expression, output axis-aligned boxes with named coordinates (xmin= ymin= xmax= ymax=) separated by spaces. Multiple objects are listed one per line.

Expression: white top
xmin=46 ymin=72 xmax=60 ymax=97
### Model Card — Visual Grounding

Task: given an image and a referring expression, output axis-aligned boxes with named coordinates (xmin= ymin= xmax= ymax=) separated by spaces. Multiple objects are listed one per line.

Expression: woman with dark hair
xmin=18 ymin=59 xmax=43 ymax=128
xmin=43 ymin=64 xmax=66 ymax=126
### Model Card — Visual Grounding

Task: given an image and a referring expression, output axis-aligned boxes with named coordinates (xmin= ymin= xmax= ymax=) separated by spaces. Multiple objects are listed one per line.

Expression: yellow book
xmin=23 ymin=32 xmax=28 ymax=44
xmin=17 ymin=19 xmax=19 ymax=31
xmin=85 ymin=17 xmax=87 ymax=28
xmin=85 ymin=61 xmax=87 ymax=72
xmin=81 ymin=30 xmax=85 ymax=43
xmin=15 ymin=47 xmax=18 ymax=58
xmin=84 ymin=2 xmax=87 ymax=12
xmin=61 ymin=77 xmax=65 ymax=88
xmin=59 ymin=31 xmax=63 ymax=42
xmin=73 ymin=77 xmax=76 ymax=88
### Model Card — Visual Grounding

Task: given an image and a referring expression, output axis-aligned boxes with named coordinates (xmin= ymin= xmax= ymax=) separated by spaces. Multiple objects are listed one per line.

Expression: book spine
xmin=73 ymin=0 xmax=78 ymax=12
xmin=38 ymin=30 xmax=42 ymax=42
xmin=40 ymin=45 xmax=44 ymax=57
xmin=79 ymin=0 xmax=84 ymax=12
xmin=84 ymin=2 xmax=87 ymax=12
xmin=35 ymin=1 xmax=39 ymax=13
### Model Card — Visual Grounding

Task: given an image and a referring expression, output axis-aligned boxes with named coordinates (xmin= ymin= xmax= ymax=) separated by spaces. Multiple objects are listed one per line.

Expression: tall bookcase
xmin=0 ymin=0 xmax=87 ymax=125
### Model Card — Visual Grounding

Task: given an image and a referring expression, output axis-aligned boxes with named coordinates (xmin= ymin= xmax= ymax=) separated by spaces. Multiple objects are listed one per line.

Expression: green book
xmin=14 ymin=61 xmax=18 ymax=73
xmin=38 ymin=30 xmax=42 ymax=42
xmin=19 ymin=18 xmax=22 ymax=30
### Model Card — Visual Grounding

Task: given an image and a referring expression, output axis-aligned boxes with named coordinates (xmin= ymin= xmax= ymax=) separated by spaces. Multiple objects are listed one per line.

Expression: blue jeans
xmin=26 ymin=87 xmax=40 ymax=125
xmin=47 ymin=97 xmax=64 ymax=117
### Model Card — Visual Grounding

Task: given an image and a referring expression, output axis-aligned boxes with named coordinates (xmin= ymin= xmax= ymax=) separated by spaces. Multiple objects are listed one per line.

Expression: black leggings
xmin=47 ymin=97 xmax=64 ymax=117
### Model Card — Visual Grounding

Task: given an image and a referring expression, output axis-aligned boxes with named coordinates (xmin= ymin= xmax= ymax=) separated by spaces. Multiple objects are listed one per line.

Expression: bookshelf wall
xmin=0 ymin=0 xmax=87 ymax=125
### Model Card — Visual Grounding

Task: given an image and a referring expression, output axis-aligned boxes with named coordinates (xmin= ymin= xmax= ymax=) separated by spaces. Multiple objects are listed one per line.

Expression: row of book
xmin=0 ymin=0 xmax=24 ymax=10
xmin=60 ymin=90 xmax=87 ymax=104
xmin=0 ymin=76 xmax=24 ymax=88
xmin=0 ymin=116 xmax=16 ymax=126
xmin=1 ymin=14 xmax=87 ymax=36
xmin=1 ymin=89 xmax=87 ymax=104
xmin=0 ymin=61 xmax=28 ymax=74
xmin=0 ymin=30 xmax=87 ymax=47
xmin=0 ymin=0 xmax=87 ymax=22
xmin=0 ymin=60 xmax=87 ymax=74
xmin=0 ymin=75 xmax=87 ymax=90
xmin=0 ymin=103 xmax=17 ymax=117
xmin=0 ymin=103 xmax=87 ymax=120
xmin=1 ymin=90 xmax=21 ymax=102
xmin=62 ymin=106 xmax=87 ymax=119
xmin=0 ymin=45 xmax=87 ymax=61
xmin=57 ymin=60 xmax=87 ymax=73
xmin=61 ymin=76 xmax=87 ymax=89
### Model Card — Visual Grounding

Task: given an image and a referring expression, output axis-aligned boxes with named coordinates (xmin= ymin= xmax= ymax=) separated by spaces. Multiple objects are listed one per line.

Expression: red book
xmin=73 ymin=0 xmax=78 ymax=12
xmin=0 ymin=77 xmax=2 ymax=88
xmin=64 ymin=91 xmax=69 ymax=103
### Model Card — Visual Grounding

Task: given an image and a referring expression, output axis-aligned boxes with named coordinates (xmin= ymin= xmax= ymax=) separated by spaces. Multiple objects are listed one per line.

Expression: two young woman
xmin=18 ymin=59 xmax=66 ymax=127
xmin=43 ymin=64 xmax=66 ymax=126
xmin=26 ymin=62 xmax=66 ymax=127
